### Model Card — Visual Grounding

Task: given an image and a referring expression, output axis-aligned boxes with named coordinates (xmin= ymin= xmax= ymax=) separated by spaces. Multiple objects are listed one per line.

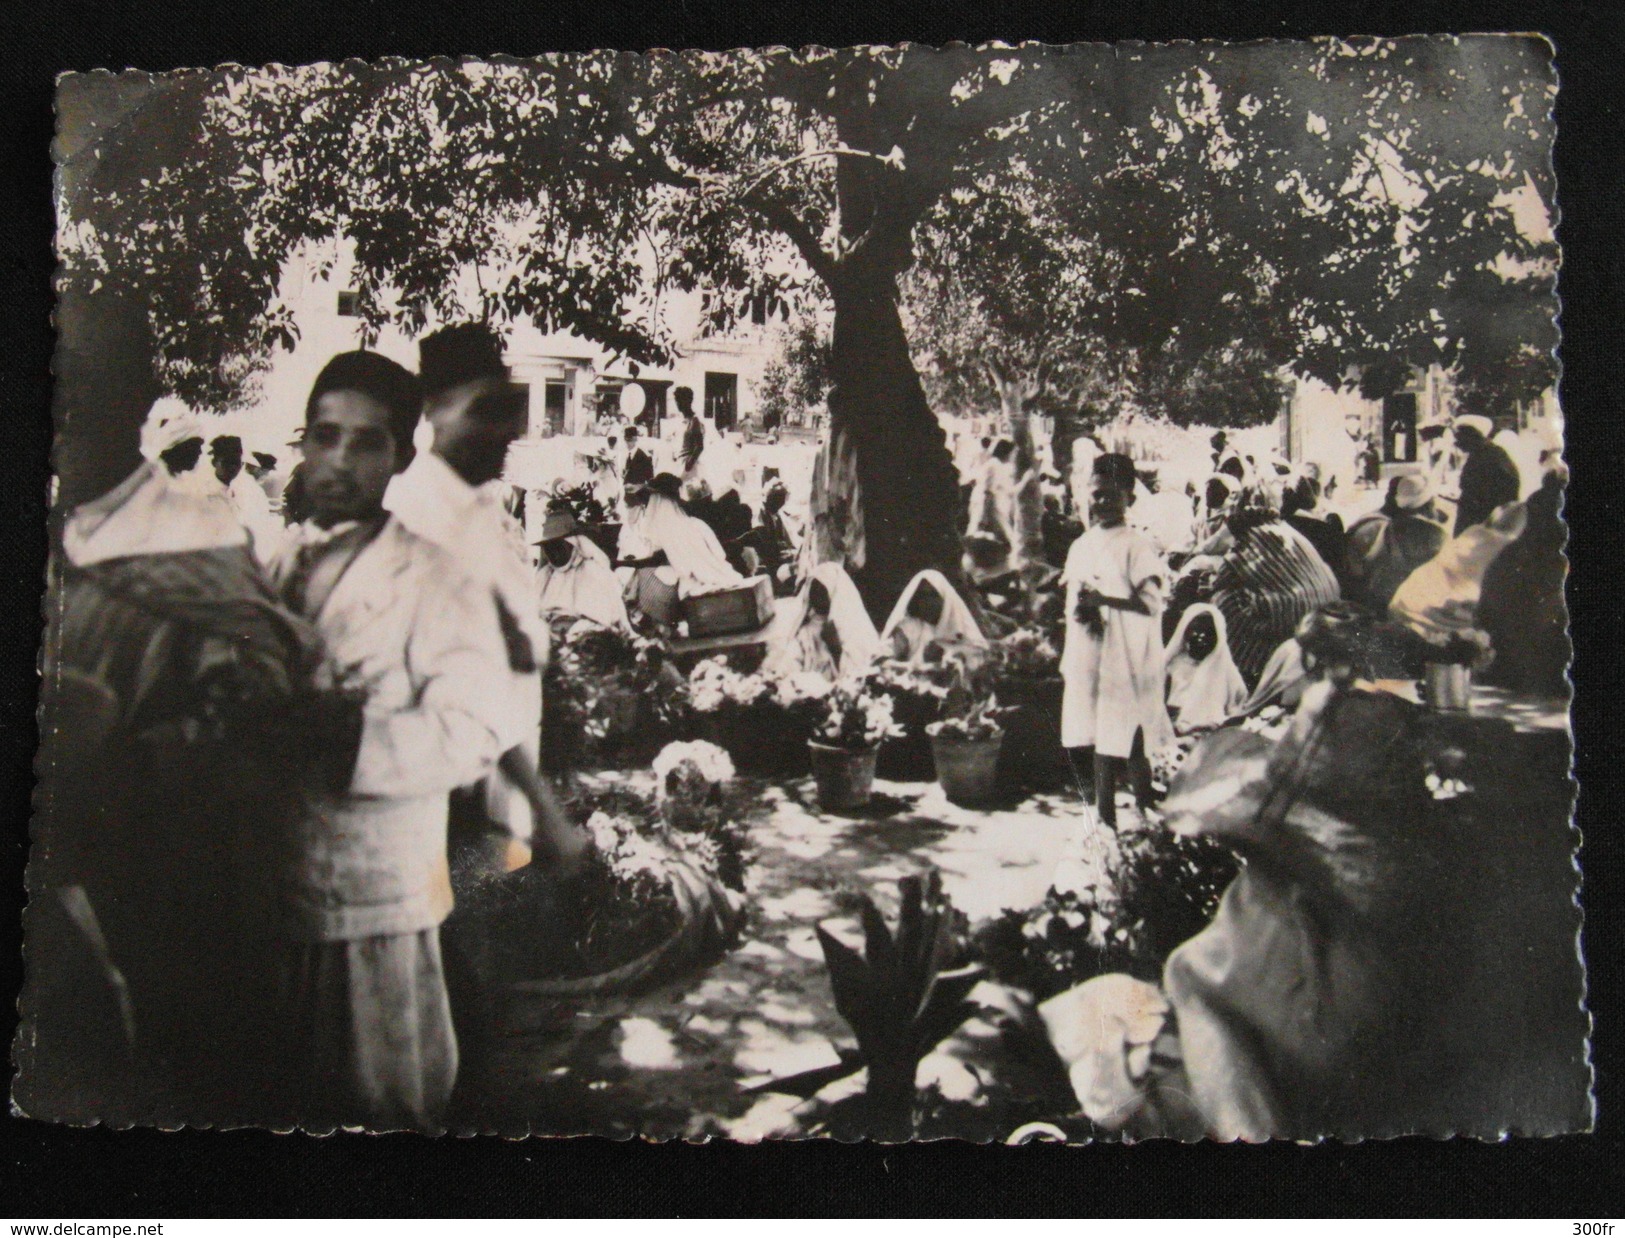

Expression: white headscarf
xmin=1163 ymin=603 xmax=1249 ymax=733
xmin=767 ymin=561 xmax=882 ymax=679
xmin=537 ymin=534 xmax=630 ymax=631
xmin=138 ymin=397 xmax=204 ymax=463
xmin=62 ymin=461 xmax=249 ymax=567
xmin=634 ymin=491 xmax=743 ymax=596
xmin=880 ymin=569 xmax=987 ymax=664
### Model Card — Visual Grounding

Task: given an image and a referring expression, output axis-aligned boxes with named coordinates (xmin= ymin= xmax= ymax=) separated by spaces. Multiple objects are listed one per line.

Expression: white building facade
xmin=224 ymin=244 xmax=788 ymax=488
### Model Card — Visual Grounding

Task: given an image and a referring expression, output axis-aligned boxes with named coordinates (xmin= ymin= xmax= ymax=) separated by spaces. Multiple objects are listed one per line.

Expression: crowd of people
xmin=948 ymin=412 xmax=1567 ymax=768
xmin=29 ymin=320 xmax=1575 ymax=1137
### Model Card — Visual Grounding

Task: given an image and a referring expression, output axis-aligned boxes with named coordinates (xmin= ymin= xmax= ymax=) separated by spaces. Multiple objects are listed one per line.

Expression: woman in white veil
xmin=536 ymin=509 xmax=631 ymax=632
xmin=879 ymin=569 xmax=988 ymax=667
xmin=766 ymin=561 xmax=882 ymax=682
xmin=1163 ymin=602 xmax=1248 ymax=734
xmin=619 ymin=474 xmax=743 ymax=597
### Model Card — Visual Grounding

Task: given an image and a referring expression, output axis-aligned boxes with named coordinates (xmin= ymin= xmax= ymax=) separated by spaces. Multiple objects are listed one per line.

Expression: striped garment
xmin=55 ymin=543 xmax=317 ymax=735
xmin=1212 ymin=521 xmax=1341 ymax=686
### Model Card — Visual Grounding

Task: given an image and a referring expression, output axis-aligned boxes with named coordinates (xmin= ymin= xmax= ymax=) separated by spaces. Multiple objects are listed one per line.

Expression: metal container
xmin=1425 ymin=662 xmax=1472 ymax=711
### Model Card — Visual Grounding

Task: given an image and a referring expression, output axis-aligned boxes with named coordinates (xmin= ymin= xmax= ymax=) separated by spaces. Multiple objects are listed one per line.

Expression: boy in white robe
xmin=387 ymin=324 xmax=583 ymax=875
xmin=1060 ymin=454 xmax=1174 ymax=828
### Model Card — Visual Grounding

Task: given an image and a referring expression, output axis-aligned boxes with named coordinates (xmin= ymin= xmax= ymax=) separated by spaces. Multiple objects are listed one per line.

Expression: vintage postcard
xmin=17 ymin=37 xmax=1588 ymax=1141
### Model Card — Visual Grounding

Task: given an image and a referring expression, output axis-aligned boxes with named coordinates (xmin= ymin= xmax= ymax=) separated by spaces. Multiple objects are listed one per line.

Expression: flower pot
xmin=994 ymin=675 xmax=1070 ymax=793
xmin=873 ymin=687 xmax=938 ymax=782
xmin=1425 ymin=663 xmax=1473 ymax=711
xmin=931 ymin=732 xmax=1004 ymax=805
xmin=596 ymin=685 xmax=642 ymax=741
xmin=706 ymin=705 xmax=806 ymax=779
xmin=809 ymin=741 xmax=879 ymax=812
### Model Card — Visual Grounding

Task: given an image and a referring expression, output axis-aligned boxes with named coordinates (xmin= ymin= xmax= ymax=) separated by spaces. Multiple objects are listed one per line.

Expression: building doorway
xmin=543 ymin=380 xmax=568 ymax=437
xmin=705 ymin=371 xmax=738 ymax=433
xmin=1382 ymin=392 xmax=1418 ymax=464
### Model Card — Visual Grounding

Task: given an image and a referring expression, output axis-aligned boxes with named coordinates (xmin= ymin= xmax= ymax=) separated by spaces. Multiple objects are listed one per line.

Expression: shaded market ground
xmin=458 ymin=772 xmax=1114 ymax=1141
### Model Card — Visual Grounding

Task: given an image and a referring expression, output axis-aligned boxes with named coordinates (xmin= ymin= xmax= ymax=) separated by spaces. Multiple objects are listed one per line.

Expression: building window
xmin=336 ymin=290 xmax=361 ymax=317
xmin=705 ymin=372 xmax=738 ymax=432
xmin=643 ymin=382 xmax=669 ymax=427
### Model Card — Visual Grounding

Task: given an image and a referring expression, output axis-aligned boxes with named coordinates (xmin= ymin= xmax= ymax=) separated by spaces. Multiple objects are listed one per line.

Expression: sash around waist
xmin=278 ymin=793 xmax=455 ymax=941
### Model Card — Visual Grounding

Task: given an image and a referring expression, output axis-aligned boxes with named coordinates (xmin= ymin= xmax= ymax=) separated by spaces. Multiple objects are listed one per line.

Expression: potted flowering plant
xmin=543 ymin=626 xmax=692 ymax=771
xmin=993 ymin=625 xmax=1062 ymax=681
xmin=686 ymin=658 xmax=815 ymax=777
xmin=926 ymin=697 xmax=1010 ymax=805
xmin=989 ymin=623 xmax=1070 ymax=794
xmin=808 ymin=678 xmax=904 ymax=812
xmin=865 ymin=658 xmax=953 ymax=782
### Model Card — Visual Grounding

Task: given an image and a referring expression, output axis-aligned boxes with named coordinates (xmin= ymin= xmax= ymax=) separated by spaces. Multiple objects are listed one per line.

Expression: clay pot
xmin=808 ymin=741 xmax=880 ymax=812
xmin=931 ymin=732 xmax=1004 ymax=805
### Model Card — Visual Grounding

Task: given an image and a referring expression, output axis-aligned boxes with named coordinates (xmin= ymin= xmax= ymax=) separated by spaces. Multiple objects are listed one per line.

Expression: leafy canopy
xmin=59 ymin=39 xmax=1555 ymax=420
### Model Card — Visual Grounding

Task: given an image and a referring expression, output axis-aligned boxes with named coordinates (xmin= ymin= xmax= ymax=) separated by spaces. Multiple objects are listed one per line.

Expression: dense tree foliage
xmin=56 ymin=38 xmax=1556 ymax=604
xmin=758 ymin=318 xmax=833 ymax=429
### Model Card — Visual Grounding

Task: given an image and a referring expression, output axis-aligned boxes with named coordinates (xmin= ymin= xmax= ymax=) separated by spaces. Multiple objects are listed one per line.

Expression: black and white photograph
xmin=16 ymin=36 xmax=1591 ymax=1145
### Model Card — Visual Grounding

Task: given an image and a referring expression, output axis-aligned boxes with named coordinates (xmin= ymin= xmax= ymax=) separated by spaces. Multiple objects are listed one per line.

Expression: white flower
xmin=653 ymin=739 xmax=735 ymax=788
xmin=687 ymin=659 xmax=735 ymax=712
xmin=585 ymin=810 xmax=632 ymax=857
xmin=773 ymin=670 xmax=833 ymax=706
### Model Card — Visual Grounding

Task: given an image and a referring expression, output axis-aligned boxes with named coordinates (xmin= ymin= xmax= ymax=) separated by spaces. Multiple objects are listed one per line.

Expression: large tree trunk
xmin=826 ymin=266 xmax=965 ymax=620
xmin=52 ymin=284 xmax=157 ymax=511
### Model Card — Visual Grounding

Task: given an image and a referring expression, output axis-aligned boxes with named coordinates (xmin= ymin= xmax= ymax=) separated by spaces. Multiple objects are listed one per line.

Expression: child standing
xmin=1060 ymin=454 xmax=1174 ymax=828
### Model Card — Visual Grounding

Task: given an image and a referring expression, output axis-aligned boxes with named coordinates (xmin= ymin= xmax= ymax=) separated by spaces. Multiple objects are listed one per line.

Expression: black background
xmin=1 ymin=0 xmax=1619 ymax=1218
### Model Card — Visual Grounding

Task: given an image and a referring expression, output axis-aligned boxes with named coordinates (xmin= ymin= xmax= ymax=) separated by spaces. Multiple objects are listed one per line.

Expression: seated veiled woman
xmin=617 ymin=472 xmax=743 ymax=605
xmin=1281 ymin=469 xmax=1351 ymax=594
xmin=879 ymin=569 xmax=989 ymax=669
xmin=1344 ymin=474 xmax=1450 ymax=612
xmin=765 ymin=561 xmax=881 ymax=682
xmin=1388 ymin=500 xmax=1526 ymax=645
xmin=535 ymin=507 xmax=631 ymax=633
xmin=1163 ymin=603 xmax=1248 ymax=735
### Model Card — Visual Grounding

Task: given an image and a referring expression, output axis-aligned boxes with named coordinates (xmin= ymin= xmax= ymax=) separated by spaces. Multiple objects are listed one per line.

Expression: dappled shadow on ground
xmin=458 ymin=772 xmax=1104 ymax=1141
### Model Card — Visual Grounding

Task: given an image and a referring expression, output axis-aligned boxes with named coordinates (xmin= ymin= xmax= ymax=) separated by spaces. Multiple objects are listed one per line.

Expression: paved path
xmin=467 ymin=773 xmax=1109 ymax=1140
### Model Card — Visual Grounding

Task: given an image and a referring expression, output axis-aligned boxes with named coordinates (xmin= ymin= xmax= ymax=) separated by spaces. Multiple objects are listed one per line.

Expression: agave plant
xmin=758 ymin=869 xmax=984 ymax=1139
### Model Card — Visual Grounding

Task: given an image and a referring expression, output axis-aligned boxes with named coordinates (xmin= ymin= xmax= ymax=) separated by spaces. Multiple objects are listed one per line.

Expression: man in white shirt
xmin=386 ymin=324 xmax=584 ymax=874
xmin=210 ymin=433 xmax=285 ymax=561
xmin=269 ymin=349 xmax=512 ymax=1131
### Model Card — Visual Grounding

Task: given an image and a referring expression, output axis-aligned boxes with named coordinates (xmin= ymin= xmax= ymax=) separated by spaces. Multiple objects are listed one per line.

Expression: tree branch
xmin=738 ymin=188 xmax=837 ymax=285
